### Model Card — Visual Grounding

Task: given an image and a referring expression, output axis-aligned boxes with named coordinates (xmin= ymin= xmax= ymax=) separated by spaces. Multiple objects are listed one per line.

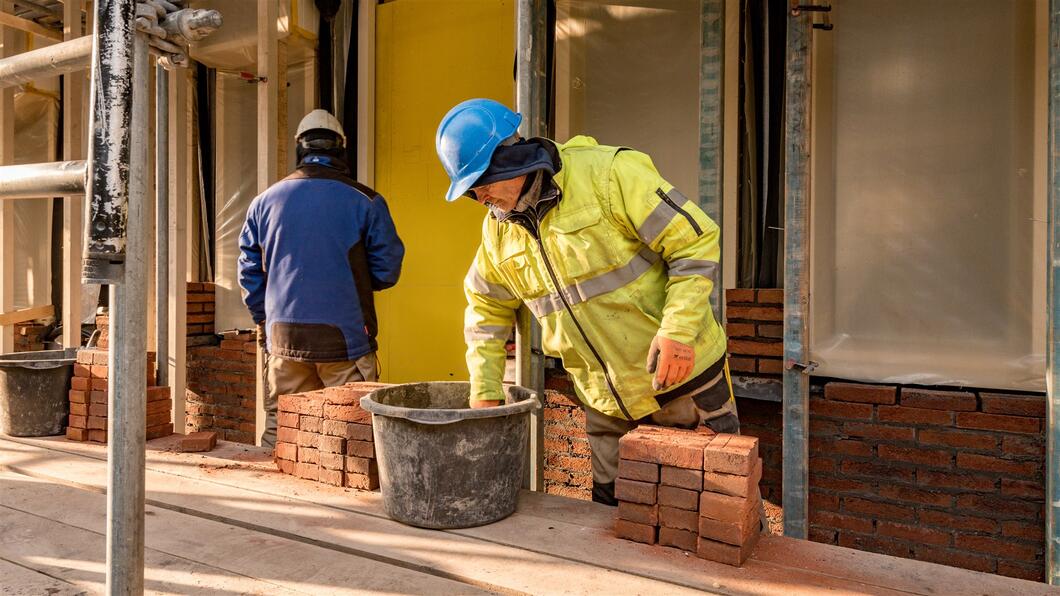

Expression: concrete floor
xmin=0 ymin=435 xmax=1054 ymax=596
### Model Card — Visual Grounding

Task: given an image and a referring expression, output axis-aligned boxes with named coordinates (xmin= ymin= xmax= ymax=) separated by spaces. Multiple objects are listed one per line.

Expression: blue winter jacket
xmin=238 ymin=155 xmax=404 ymax=362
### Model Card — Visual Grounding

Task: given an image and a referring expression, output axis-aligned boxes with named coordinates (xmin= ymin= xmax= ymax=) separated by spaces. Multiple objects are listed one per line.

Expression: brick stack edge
xmin=67 ymin=347 xmax=173 ymax=443
xmin=274 ymin=382 xmax=388 ymax=490
xmin=615 ymin=427 xmax=762 ymax=566
xmin=14 ymin=323 xmax=47 ymax=352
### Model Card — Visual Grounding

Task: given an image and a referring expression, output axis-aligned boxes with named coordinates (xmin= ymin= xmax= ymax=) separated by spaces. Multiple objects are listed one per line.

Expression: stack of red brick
xmin=67 ymin=348 xmax=173 ymax=443
xmin=615 ymin=427 xmax=762 ymax=566
xmin=186 ymin=282 xmax=216 ymax=336
xmin=274 ymin=382 xmax=387 ymax=490
xmin=14 ymin=323 xmax=47 ymax=352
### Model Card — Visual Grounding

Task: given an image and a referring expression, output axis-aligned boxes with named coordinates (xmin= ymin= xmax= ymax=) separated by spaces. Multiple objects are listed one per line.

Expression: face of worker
xmin=468 ymin=175 xmax=527 ymax=213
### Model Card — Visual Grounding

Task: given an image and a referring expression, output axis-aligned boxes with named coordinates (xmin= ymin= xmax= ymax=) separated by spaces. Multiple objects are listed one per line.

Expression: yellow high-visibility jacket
xmin=464 ymin=136 xmax=726 ymax=420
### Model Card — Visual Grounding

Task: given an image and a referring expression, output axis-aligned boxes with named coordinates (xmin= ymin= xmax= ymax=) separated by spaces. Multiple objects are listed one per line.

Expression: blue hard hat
xmin=436 ymin=98 xmax=523 ymax=202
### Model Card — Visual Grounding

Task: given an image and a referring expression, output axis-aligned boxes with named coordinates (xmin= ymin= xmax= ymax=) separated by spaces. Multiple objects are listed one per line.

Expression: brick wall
xmin=735 ymin=397 xmax=782 ymax=503
xmin=808 ymin=381 xmax=1045 ymax=582
xmin=725 ymin=289 xmax=783 ymax=377
xmin=186 ymin=282 xmax=216 ymax=336
xmin=185 ymin=331 xmax=257 ymax=444
xmin=542 ymin=371 xmax=591 ymax=499
xmin=14 ymin=323 xmax=47 ymax=352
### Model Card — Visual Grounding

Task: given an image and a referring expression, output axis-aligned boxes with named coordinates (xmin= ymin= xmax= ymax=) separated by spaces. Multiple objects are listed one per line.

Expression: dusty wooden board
xmin=1 ymin=471 xmax=486 ymax=595
xmin=3 ymin=436 xmax=1054 ymax=596
xmin=0 ymin=555 xmax=85 ymax=596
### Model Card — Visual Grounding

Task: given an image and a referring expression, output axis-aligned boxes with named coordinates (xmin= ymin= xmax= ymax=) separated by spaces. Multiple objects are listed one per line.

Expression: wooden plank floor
xmin=0 ymin=435 xmax=1054 ymax=596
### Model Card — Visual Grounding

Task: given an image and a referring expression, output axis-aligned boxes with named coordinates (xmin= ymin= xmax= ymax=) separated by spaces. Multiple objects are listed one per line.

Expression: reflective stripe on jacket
xmin=464 ymin=136 xmax=726 ymax=420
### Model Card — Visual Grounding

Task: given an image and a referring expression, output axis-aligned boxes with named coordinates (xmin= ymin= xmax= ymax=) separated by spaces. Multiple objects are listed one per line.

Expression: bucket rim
xmin=0 ymin=347 xmax=78 ymax=369
xmin=360 ymin=381 xmax=539 ymax=425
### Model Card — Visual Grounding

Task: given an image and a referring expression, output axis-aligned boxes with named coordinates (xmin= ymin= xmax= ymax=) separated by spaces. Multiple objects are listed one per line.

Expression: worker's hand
xmin=646 ymin=335 xmax=695 ymax=391
xmin=470 ymin=399 xmax=504 ymax=409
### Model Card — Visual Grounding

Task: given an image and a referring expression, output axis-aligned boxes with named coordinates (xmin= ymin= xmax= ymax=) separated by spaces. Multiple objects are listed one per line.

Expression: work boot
xmin=592 ymin=481 xmax=617 ymax=506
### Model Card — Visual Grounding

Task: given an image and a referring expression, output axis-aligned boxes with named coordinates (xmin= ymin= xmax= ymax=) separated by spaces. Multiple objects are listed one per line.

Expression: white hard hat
xmin=296 ymin=109 xmax=346 ymax=143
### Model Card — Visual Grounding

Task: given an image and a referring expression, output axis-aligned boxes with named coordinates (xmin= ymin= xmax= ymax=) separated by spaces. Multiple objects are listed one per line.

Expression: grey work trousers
xmin=261 ymin=353 xmax=378 ymax=447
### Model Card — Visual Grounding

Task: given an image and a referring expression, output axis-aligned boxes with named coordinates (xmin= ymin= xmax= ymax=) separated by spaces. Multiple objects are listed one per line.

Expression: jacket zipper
xmin=518 ymin=211 xmax=634 ymax=421
xmin=655 ymin=188 xmax=702 ymax=236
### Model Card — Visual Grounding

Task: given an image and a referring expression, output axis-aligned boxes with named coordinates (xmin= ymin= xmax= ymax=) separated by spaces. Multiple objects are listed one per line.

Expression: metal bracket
xmin=786 ymin=359 xmax=819 ymax=374
xmin=791 ymin=3 xmax=832 ymax=15
xmin=813 ymin=23 xmax=834 ymax=31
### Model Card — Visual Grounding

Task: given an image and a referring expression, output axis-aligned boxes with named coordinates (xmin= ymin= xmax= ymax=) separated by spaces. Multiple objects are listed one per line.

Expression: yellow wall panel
xmin=375 ymin=0 xmax=514 ymax=382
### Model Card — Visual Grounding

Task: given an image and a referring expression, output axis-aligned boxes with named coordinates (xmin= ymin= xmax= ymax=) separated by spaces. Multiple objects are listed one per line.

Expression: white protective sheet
xmin=555 ymin=0 xmax=701 ymax=200
xmin=12 ymin=89 xmax=57 ymax=311
xmin=809 ymin=0 xmax=1044 ymax=391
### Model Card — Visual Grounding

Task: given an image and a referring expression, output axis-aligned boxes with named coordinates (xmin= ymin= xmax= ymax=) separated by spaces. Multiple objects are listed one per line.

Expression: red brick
xmin=615 ymin=519 xmax=656 ymax=545
xmin=146 ymin=386 xmax=169 ymax=403
xmin=725 ymin=322 xmax=756 ymax=338
xmin=702 ymin=459 xmax=762 ymax=497
xmin=548 ymin=454 xmax=591 ymax=473
xmin=825 ymin=382 xmax=896 ymax=405
xmin=842 ymin=497 xmax=914 ymax=522
xmin=73 ymin=362 xmax=91 ymax=377
xmin=66 ymin=427 xmax=89 ymax=441
xmin=811 ymin=438 xmax=872 ymax=458
xmin=296 ymin=462 xmax=319 ymax=481
xmin=956 ymin=494 xmax=1040 ymax=519
xmin=1001 ymin=478 xmax=1044 ymax=500
xmin=810 ymin=399 xmax=873 ymax=420
xmin=69 ymin=403 xmax=88 ymax=417
xmin=659 ymin=505 xmax=698 ymax=532
xmin=344 ymin=456 xmax=377 ymax=476
xmin=296 ymin=430 xmax=319 ymax=448
xmin=659 ymin=527 xmax=698 ymax=552
xmin=319 ymin=452 xmax=345 ymax=470
xmin=878 ymin=444 xmax=951 ymax=468
xmin=87 ymin=416 xmax=106 ymax=430
xmin=1001 ymin=521 xmax=1044 ymax=542
xmin=916 ymin=469 xmax=996 ymax=492
xmin=618 ymin=427 xmax=712 ymax=469
xmin=660 ymin=465 xmax=703 ymax=491
xmin=917 ymin=429 xmax=996 ymax=451
xmin=809 ymin=457 xmax=836 ymax=474
xmin=701 ymin=502 xmax=760 ymax=545
xmin=918 ymin=509 xmax=997 ymax=534
xmin=90 ymin=377 xmax=108 ymax=391
xmin=703 ymin=434 xmax=758 ymax=475
xmin=319 ymin=468 xmax=344 ymax=486
xmin=725 ymin=289 xmax=755 ymax=304
xmin=318 ymin=435 xmax=345 ymax=454
xmin=344 ymin=471 xmax=379 ymax=491
xmin=728 ymin=357 xmax=756 ymax=374
xmin=696 ymin=534 xmax=758 ymax=566
xmin=617 ymin=502 xmax=658 ymax=526
xmin=727 ymin=340 xmax=782 ymax=357
xmin=90 ymin=365 xmax=108 ymax=378
xmin=756 ymin=289 xmax=783 ymax=304
xmin=915 ymin=545 xmax=996 ymax=573
xmin=88 ymin=429 xmax=107 ymax=443
xmin=146 ymin=400 xmax=171 ymax=416
xmin=297 ymin=447 xmax=319 ymax=465
xmin=278 ymin=394 xmax=323 ymax=417
xmin=877 ymin=520 xmax=951 ymax=546
xmin=91 ymin=351 xmax=109 ymax=365
xmin=180 ymin=431 xmax=217 ymax=452
xmin=324 ymin=404 xmax=372 ymax=424
xmin=617 ymin=459 xmax=658 ymax=483
xmin=955 ymin=534 xmax=1038 ymax=561
xmin=808 ymin=527 xmax=837 ymax=544
xmin=878 ymin=484 xmax=953 ymax=508
xmin=877 ymin=405 xmax=953 ymax=426
xmin=809 ymin=510 xmax=873 ymax=534
xmin=278 ymin=411 xmax=300 ymax=429
xmin=956 ymin=412 xmax=1040 ymax=434
xmin=812 ymin=476 xmax=875 ymax=493
xmin=658 ymin=486 xmax=699 ymax=511
xmin=277 ymin=426 xmax=299 ymax=445
xmin=346 ymin=440 xmax=374 ymax=458
xmin=299 ymin=416 xmax=322 ymax=433
xmin=956 ymin=453 xmax=1038 ymax=478
xmin=996 ymin=561 xmax=1043 ymax=582
xmin=1002 ymin=435 xmax=1043 ymax=457
xmin=979 ymin=392 xmax=1045 ymax=418
xmin=615 ymin=478 xmax=656 ymax=505
xmin=838 ymin=532 xmax=912 ymax=558
xmin=145 ymin=411 xmax=170 ymax=428
xmin=70 ymin=377 xmax=89 ymax=391
xmin=274 ymin=442 xmax=297 ymax=461
xmin=899 ymin=388 xmax=976 ymax=411
xmin=810 ymin=491 xmax=839 ymax=512
xmin=756 ymin=359 xmax=783 ymax=375
xmin=833 ymin=423 xmax=904 ymax=443
xmin=725 ymin=305 xmax=782 ymax=321
xmin=757 ymin=325 xmax=783 ymax=339
xmin=700 ymin=489 xmax=759 ymax=524
xmin=90 ymin=391 xmax=107 ymax=404
xmin=68 ymin=390 xmax=87 ymax=404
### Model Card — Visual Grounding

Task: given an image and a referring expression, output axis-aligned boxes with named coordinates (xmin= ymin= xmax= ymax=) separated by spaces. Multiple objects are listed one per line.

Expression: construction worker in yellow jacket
xmin=436 ymin=99 xmax=735 ymax=505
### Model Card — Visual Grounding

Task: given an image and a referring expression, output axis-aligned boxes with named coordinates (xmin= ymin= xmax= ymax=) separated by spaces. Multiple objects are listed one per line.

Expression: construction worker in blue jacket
xmin=239 ymin=109 xmax=405 ymax=448
xmin=436 ymin=99 xmax=736 ymax=505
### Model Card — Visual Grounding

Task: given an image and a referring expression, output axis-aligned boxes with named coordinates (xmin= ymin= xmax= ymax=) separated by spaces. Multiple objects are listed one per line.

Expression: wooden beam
xmin=61 ymin=0 xmax=83 ymax=350
xmin=256 ymin=0 xmax=278 ymax=445
xmin=168 ymin=67 xmax=189 ymax=437
xmin=0 ymin=10 xmax=61 ymax=41
xmin=0 ymin=304 xmax=54 ymax=326
xmin=0 ymin=11 xmax=15 ymax=352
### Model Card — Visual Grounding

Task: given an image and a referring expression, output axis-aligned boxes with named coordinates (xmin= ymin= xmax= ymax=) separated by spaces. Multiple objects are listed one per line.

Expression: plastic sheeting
xmin=809 ymin=0 xmax=1044 ymax=391
xmin=555 ymin=0 xmax=701 ymax=201
xmin=12 ymin=89 xmax=57 ymax=311
xmin=189 ymin=0 xmax=319 ymax=70
xmin=213 ymin=61 xmax=315 ymax=332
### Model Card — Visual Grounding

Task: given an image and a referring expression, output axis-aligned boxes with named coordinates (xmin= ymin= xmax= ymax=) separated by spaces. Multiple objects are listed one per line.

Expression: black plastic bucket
xmin=360 ymin=382 xmax=538 ymax=529
xmin=0 ymin=348 xmax=77 ymax=436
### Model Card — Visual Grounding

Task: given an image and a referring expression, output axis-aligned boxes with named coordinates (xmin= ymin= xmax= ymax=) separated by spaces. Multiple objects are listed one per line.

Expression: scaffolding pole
xmin=0 ymin=35 xmax=92 ymax=90
xmin=0 ymin=160 xmax=86 ymax=199
xmin=515 ymin=0 xmax=548 ymax=492
xmin=1047 ymin=0 xmax=1060 ymax=585
xmin=781 ymin=6 xmax=812 ymax=540
xmin=155 ymin=65 xmax=169 ymax=386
